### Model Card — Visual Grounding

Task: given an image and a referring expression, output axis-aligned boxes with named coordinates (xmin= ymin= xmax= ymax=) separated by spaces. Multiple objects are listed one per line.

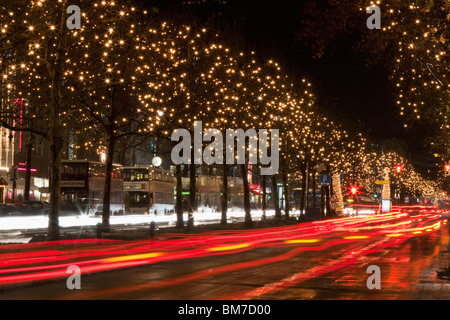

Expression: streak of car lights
xmin=0 ymin=210 xmax=443 ymax=288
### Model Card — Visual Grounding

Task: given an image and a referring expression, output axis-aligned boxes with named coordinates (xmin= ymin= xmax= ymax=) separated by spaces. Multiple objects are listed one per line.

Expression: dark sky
xmin=221 ymin=0 xmax=403 ymax=140
xmin=147 ymin=0 xmax=411 ymax=147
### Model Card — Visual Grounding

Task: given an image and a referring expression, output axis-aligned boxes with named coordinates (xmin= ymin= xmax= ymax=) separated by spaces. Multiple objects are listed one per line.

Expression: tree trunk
xmin=187 ymin=161 xmax=195 ymax=230
xmin=304 ymin=161 xmax=310 ymax=210
xmin=272 ymin=175 xmax=281 ymax=220
xmin=24 ymin=133 xmax=34 ymax=202
xmin=186 ymin=40 xmax=196 ymax=231
xmin=325 ymin=185 xmax=331 ymax=217
xmin=221 ymin=163 xmax=228 ymax=225
xmin=300 ymin=166 xmax=306 ymax=214
xmin=390 ymin=181 xmax=395 ymax=203
xmin=320 ymin=186 xmax=325 ymax=219
xmin=282 ymin=172 xmax=289 ymax=219
xmin=261 ymin=174 xmax=266 ymax=223
xmin=312 ymin=171 xmax=316 ymax=208
xmin=47 ymin=5 xmax=67 ymax=240
xmin=240 ymin=163 xmax=252 ymax=227
xmin=101 ymin=132 xmax=115 ymax=231
xmin=400 ymin=186 xmax=405 ymax=205
xmin=175 ymin=164 xmax=184 ymax=229
xmin=330 ymin=175 xmax=335 ymax=216
xmin=48 ymin=133 xmax=62 ymax=241
xmin=325 ymin=165 xmax=332 ymax=216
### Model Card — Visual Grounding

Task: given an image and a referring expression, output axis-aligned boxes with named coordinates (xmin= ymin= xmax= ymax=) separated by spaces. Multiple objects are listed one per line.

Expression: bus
xmin=123 ymin=167 xmax=174 ymax=215
xmin=60 ymin=160 xmax=125 ymax=216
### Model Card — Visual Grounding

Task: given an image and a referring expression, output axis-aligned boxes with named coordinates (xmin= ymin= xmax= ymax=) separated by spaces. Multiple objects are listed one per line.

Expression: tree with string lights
xmin=276 ymin=80 xmax=317 ymax=218
xmin=0 ymin=0 xmax=78 ymax=239
xmin=63 ymin=1 xmax=169 ymax=230
xmin=140 ymin=25 xmax=242 ymax=228
xmin=0 ymin=48 xmax=52 ymax=204
xmin=300 ymin=0 xmax=449 ymax=156
xmin=0 ymin=0 xmax=168 ymax=237
xmin=212 ymin=55 xmax=307 ymax=224
xmin=195 ymin=45 xmax=251 ymax=225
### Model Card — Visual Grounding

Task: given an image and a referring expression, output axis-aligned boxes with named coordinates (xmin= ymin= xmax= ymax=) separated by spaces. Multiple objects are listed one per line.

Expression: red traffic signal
xmin=395 ymin=165 xmax=402 ymax=174
xmin=346 ymin=184 xmax=361 ymax=196
xmin=445 ymin=164 xmax=450 ymax=173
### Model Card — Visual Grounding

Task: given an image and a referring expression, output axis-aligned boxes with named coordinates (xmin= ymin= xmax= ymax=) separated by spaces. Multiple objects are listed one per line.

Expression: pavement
xmin=0 ymin=209 xmax=295 ymax=243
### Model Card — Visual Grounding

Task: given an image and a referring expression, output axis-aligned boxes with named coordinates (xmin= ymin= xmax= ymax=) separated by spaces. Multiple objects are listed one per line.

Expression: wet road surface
xmin=1 ymin=207 xmax=450 ymax=300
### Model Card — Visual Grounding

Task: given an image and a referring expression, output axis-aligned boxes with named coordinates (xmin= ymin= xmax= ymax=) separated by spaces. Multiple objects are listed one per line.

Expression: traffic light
xmin=346 ymin=184 xmax=361 ymax=196
xmin=374 ymin=193 xmax=379 ymax=199
xmin=395 ymin=164 xmax=402 ymax=174
xmin=445 ymin=164 xmax=450 ymax=173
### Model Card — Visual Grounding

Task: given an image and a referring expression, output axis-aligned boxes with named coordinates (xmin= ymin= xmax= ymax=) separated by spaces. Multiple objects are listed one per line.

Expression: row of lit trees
xmin=353 ymin=149 xmax=439 ymax=199
xmin=0 ymin=0 xmax=170 ymax=237
xmin=300 ymin=0 xmax=449 ymax=157
xmin=0 ymin=0 xmax=442 ymax=240
xmin=137 ymin=25 xmax=320 ymax=226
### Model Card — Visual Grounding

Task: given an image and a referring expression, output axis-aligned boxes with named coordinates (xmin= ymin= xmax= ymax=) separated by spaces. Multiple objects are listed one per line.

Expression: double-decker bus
xmin=123 ymin=167 xmax=174 ymax=215
xmin=60 ymin=160 xmax=125 ymax=216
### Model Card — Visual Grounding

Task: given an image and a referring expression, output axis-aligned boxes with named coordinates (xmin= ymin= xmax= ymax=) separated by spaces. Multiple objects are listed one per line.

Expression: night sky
xmin=146 ymin=0 xmax=417 ymax=150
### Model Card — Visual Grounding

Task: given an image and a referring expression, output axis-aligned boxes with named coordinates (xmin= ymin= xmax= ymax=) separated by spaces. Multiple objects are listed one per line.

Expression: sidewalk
xmin=1 ymin=212 xmax=305 ymax=243
xmin=414 ymin=223 xmax=450 ymax=299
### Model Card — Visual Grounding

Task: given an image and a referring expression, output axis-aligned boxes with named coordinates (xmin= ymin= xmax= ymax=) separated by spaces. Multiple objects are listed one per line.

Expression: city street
xmin=0 ymin=0 xmax=448 ymax=304
xmin=1 ymin=207 xmax=449 ymax=300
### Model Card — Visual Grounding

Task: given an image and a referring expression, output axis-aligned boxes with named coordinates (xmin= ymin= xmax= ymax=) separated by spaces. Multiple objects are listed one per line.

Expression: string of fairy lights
xmin=0 ymin=0 xmax=444 ymax=200
xmin=362 ymin=0 xmax=449 ymax=155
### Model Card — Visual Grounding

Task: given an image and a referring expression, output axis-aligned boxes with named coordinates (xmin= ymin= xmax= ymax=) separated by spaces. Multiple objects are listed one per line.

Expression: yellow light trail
xmin=343 ymin=236 xmax=370 ymax=240
xmin=208 ymin=243 xmax=251 ymax=252
xmin=385 ymin=233 xmax=404 ymax=237
xmin=102 ymin=252 xmax=165 ymax=263
xmin=284 ymin=239 xmax=321 ymax=244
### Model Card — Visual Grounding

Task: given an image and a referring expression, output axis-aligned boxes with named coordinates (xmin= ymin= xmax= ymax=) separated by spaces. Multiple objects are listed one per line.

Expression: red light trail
xmin=0 ymin=207 xmax=447 ymax=299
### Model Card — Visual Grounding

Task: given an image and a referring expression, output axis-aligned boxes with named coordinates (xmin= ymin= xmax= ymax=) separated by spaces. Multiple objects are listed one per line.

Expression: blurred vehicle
xmin=438 ymin=200 xmax=450 ymax=210
xmin=60 ymin=160 xmax=125 ymax=216
xmin=123 ymin=167 xmax=174 ymax=215
xmin=60 ymin=198 xmax=102 ymax=216
xmin=0 ymin=204 xmax=21 ymax=216
xmin=20 ymin=201 xmax=49 ymax=215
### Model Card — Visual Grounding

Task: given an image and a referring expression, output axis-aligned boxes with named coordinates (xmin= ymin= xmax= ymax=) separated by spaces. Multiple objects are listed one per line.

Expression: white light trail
xmin=0 ymin=210 xmax=297 ymax=232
